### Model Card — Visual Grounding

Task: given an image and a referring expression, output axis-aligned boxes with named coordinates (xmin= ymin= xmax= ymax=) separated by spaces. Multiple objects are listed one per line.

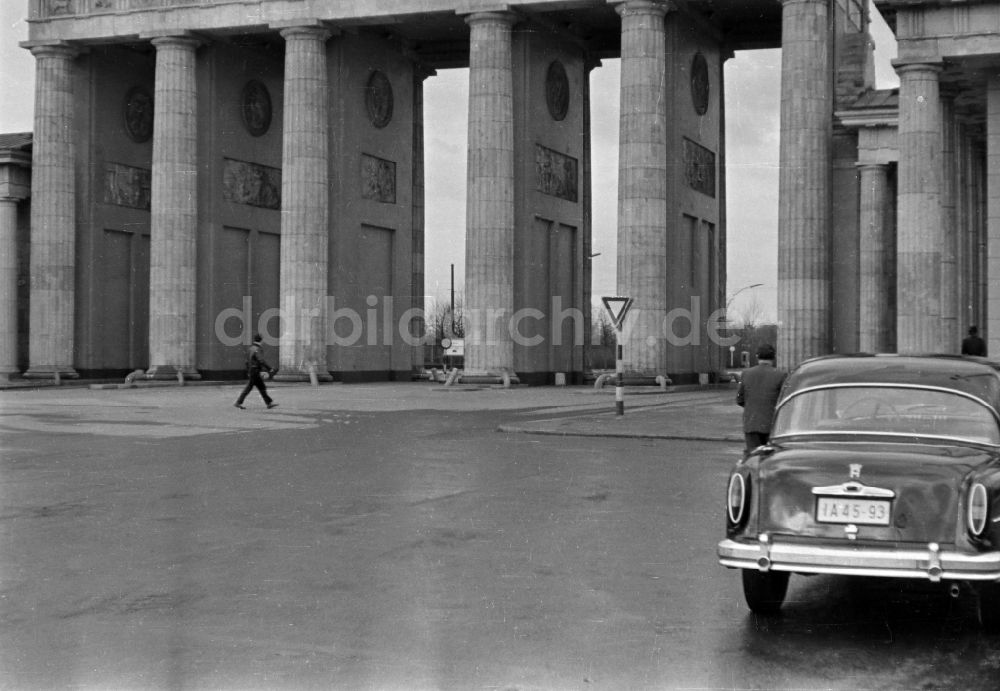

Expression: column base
xmin=23 ymin=366 xmax=79 ymax=380
xmin=145 ymin=365 xmax=202 ymax=381
xmin=458 ymin=370 xmax=520 ymax=386
xmin=273 ymin=367 xmax=334 ymax=383
xmin=621 ymin=371 xmax=670 ymax=387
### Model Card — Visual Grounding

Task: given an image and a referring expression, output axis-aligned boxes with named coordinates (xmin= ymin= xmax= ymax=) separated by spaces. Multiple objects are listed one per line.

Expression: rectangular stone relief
xmin=103 ymin=162 xmax=151 ymax=210
xmin=361 ymin=154 xmax=396 ymax=204
xmin=222 ymin=158 xmax=281 ymax=210
xmin=535 ymin=144 xmax=578 ymax=202
xmin=683 ymin=138 xmax=716 ymax=198
xmin=37 ymin=0 xmax=153 ymax=16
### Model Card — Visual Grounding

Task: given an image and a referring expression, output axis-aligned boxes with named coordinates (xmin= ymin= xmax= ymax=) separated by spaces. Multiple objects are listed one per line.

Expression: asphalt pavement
xmin=0 ymin=378 xmax=744 ymax=443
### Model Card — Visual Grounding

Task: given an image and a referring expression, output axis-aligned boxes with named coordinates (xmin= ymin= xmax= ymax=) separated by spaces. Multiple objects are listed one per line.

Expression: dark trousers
xmin=744 ymin=431 xmax=770 ymax=455
xmin=236 ymin=370 xmax=272 ymax=405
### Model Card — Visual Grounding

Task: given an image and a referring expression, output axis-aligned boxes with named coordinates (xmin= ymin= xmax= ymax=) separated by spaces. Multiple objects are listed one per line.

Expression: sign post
xmin=602 ymin=296 xmax=634 ymax=416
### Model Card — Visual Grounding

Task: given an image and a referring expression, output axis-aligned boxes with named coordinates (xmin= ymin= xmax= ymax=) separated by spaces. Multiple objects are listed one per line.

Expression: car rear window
xmin=772 ymin=385 xmax=1000 ymax=445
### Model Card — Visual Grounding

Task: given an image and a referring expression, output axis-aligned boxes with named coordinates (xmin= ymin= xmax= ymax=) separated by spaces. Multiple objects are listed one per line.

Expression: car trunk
xmin=756 ymin=440 xmax=992 ymax=544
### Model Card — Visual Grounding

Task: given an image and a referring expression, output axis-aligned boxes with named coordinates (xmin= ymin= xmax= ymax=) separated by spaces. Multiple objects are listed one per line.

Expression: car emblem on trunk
xmin=849 ymin=464 xmax=862 ymax=479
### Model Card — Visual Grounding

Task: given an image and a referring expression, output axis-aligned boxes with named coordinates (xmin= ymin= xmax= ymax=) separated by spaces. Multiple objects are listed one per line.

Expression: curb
xmin=496 ymin=424 xmax=740 ymax=443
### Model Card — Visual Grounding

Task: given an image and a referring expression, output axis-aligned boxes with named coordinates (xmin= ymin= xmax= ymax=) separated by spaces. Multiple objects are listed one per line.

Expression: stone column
xmin=276 ymin=25 xmax=332 ymax=381
xmin=463 ymin=11 xmax=516 ymax=376
xmin=615 ymin=0 xmax=668 ymax=376
xmin=987 ymin=75 xmax=1000 ymax=357
xmin=24 ymin=44 xmax=79 ymax=380
xmin=895 ymin=61 xmax=944 ymax=354
xmin=857 ymin=163 xmax=892 ymax=353
xmin=0 ymin=196 xmax=20 ymax=379
xmin=146 ymin=35 xmax=201 ymax=380
xmin=412 ymin=67 xmax=433 ymax=371
xmin=777 ymin=0 xmax=830 ymax=370
xmin=941 ymin=94 xmax=959 ymax=347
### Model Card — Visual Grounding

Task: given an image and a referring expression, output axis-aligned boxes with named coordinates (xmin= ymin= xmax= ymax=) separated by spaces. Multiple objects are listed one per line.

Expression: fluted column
xmin=463 ymin=11 xmax=516 ymax=375
xmin=412 ymin=67 xmax=433 ymax=369
xmin=276 ymin=25 xmax=332 ymax=381
xmin=25 ymin=43 xmax=79 ymax=380
xmin=987 ymin=75 xmax=1000 ymax=357
xmin=0 ymin=197 xmax=20 ymax=378
xmin=858 ymin=163 xmax=892 ymax=353
xmin=941 ymin=94 xmax=959 ymax=346
xmin=777 ymin=0 xmax=830 ymax=370
xmin=895 ymin=61 xmax=944 ymax=354
xmin=615 ymin=0 xmax=668 ymax=375
xmin=147 ymin=35 xmax=201 ymax=379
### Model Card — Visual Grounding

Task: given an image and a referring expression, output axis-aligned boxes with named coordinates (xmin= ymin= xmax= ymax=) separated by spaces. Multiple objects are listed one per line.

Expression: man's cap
xmin=756 ymin=343 xmax=776 ymax=360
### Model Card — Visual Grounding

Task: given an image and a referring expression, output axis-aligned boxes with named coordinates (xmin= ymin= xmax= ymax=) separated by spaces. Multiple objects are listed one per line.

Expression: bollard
xmin=308 ymin=363 xmax=319 ymax=387
xmin=177 ymin=370 xmax=185 ymax=386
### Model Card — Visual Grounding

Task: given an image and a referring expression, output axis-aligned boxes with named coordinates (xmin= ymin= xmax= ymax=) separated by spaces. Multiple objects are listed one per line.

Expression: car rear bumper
xmin=718 ymin=535 xmax=1000 ymax=582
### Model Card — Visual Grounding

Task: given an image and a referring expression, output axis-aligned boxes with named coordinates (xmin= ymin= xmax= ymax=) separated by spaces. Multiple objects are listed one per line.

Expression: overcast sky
xmin=0 ymin=3 xmax=898 ymax=323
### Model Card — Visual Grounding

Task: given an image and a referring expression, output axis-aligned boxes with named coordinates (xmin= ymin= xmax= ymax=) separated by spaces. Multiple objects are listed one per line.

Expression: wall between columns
xmin=75 ymin=46 xmax=155 ymax=375
xmin=511 ymin=27 xmax=587 ymax=385
xmin=662 ymin=15 xmax=724 ymax=381
xmin=198 ymin=42 xmax=284 ymax=376
xmin=326 ymin=33 xmax=415 ymax=382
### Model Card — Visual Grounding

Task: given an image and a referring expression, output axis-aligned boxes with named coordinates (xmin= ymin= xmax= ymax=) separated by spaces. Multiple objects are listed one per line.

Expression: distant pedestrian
xmin=961 ymin=325 xmax=987 ymax=357
xmin=235 ymin=334 xmax=278 ymax=410
xmin=736 ymin=343 xmax=786 ymax=455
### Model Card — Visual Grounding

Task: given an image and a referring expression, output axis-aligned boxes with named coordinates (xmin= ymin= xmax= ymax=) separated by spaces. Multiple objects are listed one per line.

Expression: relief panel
xmin=222 ymin=158 xmax=281 ymax=210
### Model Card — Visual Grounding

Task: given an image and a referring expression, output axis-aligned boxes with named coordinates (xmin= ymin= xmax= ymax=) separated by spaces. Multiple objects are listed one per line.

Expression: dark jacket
xmin=962 ymin=335 xmax=986 ymax=357
xmin=737 ymin=362 xmax=787 ymax=434
xmin=246 ymin=343 xmax=272 ymax=374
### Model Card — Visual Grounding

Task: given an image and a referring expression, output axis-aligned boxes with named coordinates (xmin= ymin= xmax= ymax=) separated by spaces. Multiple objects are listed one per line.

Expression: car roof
xmin=782 ymin=354 xmax=1000 ymax=407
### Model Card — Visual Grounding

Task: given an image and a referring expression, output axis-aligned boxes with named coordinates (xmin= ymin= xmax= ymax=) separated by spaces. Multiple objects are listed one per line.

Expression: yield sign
xmin=602 ymin=296 xmax=634 ymax=330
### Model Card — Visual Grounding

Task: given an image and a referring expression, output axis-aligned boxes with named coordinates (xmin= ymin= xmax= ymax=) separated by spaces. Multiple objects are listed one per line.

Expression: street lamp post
xmin=725 ymin=283 xmax=764 ymax=317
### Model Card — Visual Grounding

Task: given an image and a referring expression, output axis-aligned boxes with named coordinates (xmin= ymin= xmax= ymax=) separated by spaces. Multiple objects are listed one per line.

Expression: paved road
xmin=2 ymin=383 xmax=999 ymax=689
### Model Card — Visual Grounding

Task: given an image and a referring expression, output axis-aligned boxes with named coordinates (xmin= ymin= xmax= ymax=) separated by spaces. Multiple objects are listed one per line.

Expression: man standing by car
xmin=737 ymin=343 xmax=786 ymax=455
xmin=962 ymin=325 xmax=987 ymax=356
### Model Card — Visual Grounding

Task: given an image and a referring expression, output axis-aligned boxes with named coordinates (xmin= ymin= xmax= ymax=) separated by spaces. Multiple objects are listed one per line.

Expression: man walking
xmin=235 ymin=334 xmax=278 ymax=410
xmin=736 ymin=343 xmax=786 ymax=455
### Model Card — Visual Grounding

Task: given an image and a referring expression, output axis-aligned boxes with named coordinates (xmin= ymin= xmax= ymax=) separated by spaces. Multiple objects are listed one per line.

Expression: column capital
xmin=142 ymin=31 xmax=205 ymax=49
xmin=856 ymin=162 xmax=890 ymax=171
xmin=611 ymin=0 xmax=671 ymax=19
xmin=24 ymin=41 xmax=79 ymax=60
xmin=891 ymin=59 xmax=944 ymax=75
xmin=276 ymin=24 xmax=334 ymax=42
xmin=462 ymin=10 xmax=517 ymax=27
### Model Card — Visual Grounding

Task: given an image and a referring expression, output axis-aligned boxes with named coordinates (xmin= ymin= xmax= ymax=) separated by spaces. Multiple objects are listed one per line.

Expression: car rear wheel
xmin=976 ymin=582 xmax=1000 ymax=633
xmin=742 ymin=569 xmax=789 ymax=615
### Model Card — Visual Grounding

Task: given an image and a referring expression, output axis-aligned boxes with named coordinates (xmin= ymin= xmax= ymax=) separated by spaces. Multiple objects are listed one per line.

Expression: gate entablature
xmin=27 ymin=0 xmax=781 ymax=61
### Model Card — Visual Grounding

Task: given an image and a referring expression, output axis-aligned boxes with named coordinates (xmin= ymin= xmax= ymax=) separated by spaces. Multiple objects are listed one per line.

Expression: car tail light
xmin=728 ymin=473 xmax=747 ymax=525
xmin=968 ymin=483 xmax=989 ymax=537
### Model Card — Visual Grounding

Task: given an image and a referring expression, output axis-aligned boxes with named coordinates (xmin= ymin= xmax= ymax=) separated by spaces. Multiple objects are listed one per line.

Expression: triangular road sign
xmin=602 ymin=296 xmax=634 ymax=330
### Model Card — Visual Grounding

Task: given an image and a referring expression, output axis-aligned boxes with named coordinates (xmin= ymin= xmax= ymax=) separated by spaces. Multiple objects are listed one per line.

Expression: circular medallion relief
xmin=690 ymin=52 xmax=710 ymax=116
xmin=240 ymin=80 xmax=272 ymax=137
xmin=123 ymin=86 xmax=154 ymax=143
xmin=365 ymin=71 xmax=393 ymax=129
xmin=545 ymin=60 xmax=569 ymax=121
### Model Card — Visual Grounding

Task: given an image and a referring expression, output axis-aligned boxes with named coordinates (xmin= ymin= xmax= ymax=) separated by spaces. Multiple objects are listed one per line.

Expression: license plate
xmin=816 ymin=497 xmax=891 ymax=525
